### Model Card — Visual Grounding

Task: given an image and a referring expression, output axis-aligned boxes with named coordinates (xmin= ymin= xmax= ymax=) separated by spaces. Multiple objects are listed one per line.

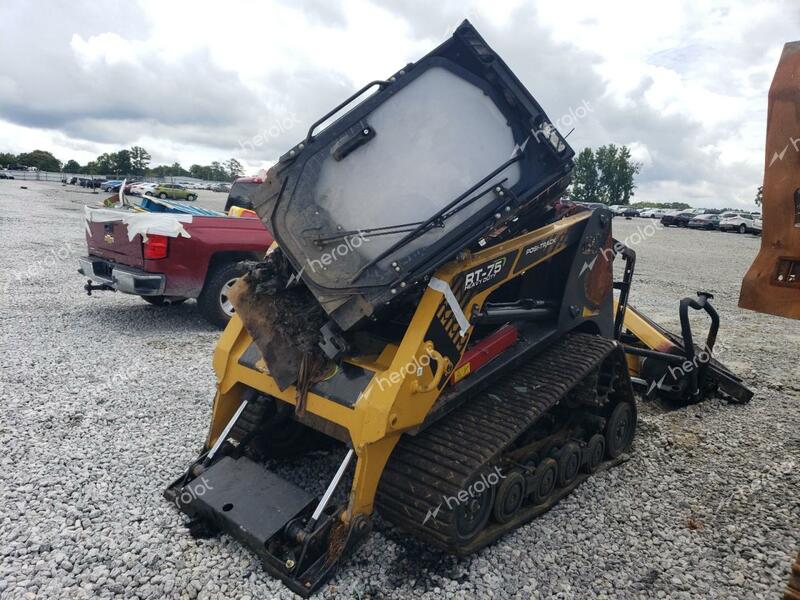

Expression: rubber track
xmin=375 ymin=332 xmax=628 ymax=552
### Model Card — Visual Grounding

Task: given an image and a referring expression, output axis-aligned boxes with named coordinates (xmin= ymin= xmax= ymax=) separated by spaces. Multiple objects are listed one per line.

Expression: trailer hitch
xmin=84 ymin=279 xmax=115 ymax=296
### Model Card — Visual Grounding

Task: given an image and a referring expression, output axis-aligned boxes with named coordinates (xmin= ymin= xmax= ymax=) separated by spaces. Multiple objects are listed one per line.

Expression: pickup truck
xmin=78 ymin=208 xmax=272 ymax=327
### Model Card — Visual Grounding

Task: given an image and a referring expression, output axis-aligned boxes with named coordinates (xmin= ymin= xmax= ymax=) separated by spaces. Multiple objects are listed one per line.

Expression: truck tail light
xmin=143 ymin=234 xmax=169 ymax=259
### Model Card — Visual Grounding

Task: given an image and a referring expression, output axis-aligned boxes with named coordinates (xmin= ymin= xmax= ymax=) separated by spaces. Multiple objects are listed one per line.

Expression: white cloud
xmin=0 ymin=0 xmax=797 ymax=206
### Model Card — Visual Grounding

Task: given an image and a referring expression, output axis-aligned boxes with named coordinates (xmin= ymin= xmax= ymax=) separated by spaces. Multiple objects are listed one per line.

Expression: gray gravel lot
xmin=0 ymin=180 xmax=798 ymax=599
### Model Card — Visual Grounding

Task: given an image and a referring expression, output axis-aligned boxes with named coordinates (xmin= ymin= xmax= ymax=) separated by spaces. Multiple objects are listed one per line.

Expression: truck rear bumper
xmin=78 ymin=256 xmax=166 ymax=296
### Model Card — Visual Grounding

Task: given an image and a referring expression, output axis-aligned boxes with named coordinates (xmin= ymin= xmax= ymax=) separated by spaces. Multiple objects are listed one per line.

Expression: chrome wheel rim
xmin=219 ymin=278 xmax=239 ymax=316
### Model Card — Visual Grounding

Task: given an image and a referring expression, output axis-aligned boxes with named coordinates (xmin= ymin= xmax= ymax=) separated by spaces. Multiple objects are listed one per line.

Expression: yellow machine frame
xmin=203 ymin=210 xmax=675 ymax=523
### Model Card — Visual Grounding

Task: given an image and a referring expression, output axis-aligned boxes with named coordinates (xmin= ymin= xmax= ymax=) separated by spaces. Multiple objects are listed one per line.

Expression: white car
xmin=719 ymin=213 xmax=755 ymax=233
xmin=129 ymin=182 xmax=157 ymax=196
xmin=751 ymin=217 xmax=763 ymax=234
xmin=640 ymin=208 xmax=666 ymax=218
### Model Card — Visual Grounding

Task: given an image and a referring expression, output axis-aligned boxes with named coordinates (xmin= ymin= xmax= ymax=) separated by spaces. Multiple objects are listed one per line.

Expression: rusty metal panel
xmin=739 ymin=41 xmax=800 ymax=320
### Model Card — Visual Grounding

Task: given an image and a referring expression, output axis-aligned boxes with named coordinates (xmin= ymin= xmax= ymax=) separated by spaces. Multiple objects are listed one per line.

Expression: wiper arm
xmin=312 ymin=221 xmax=428 ymax=245
xmin=350 ymin=152 xmax=524 ymax=282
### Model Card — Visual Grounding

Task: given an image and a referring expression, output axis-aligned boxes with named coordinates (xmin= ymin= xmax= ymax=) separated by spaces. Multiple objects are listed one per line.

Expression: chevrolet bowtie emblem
xmin=104 ymin=233 xmax=114 ymax=244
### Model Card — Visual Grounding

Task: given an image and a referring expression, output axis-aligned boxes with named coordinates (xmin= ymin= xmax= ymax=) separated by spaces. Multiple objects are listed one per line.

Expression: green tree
xmin=94 ymin=153 xmax=115 ymax=174
xmin=569 ymin=148 xmax=599 ymax=204
xmin=130 ymin=146 xmax=151 ymax=175
xmin=225 ymin=158 xmax=244 ymax=181
xmin=0 ymin=152 xmax=16 ymax=167
xmin=209 ymin=161 xmax=225 ymax=181
xmin=113 ymin=149 xmax=133 ymax=175
xmin=569 ymin=144 xmax=640 ymax=205
xmin=595 ymin=144 xmax=640 ymax=205
xmin=754 ymin=185 xmax=763 ymax=206
xmin=190 ymin=164 xmax=210 ymax=180
xmin=64 ymin=159 xmax=81 ymax=173
xmin=17 ymin=149 xmax=61 ymax=172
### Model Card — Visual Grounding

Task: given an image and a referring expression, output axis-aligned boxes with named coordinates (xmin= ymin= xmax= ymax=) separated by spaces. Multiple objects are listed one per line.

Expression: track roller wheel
xmin=492 ymin=471 xmax=526 ymax=524
xmin=583 ymin=434 xmax=606 ymax=473
xmin=453 ymin=475 xmax=495 ymax=544
xmin=605 ymin=401 xmax=636 ymax=459
xmin=556 ymin=442 xmax=582 ymax=487
xmin=530 ymin=458 xmax=558 ymax=505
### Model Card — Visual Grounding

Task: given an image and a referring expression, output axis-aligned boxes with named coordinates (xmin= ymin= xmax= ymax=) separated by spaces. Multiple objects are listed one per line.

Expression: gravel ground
xmin=0 ymin=180 xmax=798 ymax=599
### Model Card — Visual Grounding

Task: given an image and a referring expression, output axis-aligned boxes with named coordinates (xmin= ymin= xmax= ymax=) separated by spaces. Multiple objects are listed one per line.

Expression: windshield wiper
xmin=312 ymin=221 xmax=430 ymax=245
xmin=349 ymin=152 xmax=524 ymax=282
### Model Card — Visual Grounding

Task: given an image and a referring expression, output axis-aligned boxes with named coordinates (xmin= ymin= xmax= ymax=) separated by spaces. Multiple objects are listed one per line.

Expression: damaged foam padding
xmin=228 ymin=249 xmax=330 ymax=413
xmin=84 ymin=206 xmax=193 ymax=241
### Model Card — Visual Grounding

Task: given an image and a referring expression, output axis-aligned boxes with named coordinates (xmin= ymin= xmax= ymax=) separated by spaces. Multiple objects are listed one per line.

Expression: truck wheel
xmin=186 ymin=194 xmax=196 ymax=201
xmin=141 ymin=295 xmax=187 ymax=306
xmin=198 ymin=262 xmax=245 ymax=328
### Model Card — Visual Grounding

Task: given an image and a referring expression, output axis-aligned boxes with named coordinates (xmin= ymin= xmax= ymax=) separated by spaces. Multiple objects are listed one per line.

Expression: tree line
xmin=0 ymin=147 xmax=245 ymax=182
xmin=569 ymin=144 xmax=641 ymax=206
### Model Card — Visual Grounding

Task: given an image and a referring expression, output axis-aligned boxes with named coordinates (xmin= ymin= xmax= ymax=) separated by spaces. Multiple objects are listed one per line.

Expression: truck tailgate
xmin=86 ymin=221 xmax=144 ymax=269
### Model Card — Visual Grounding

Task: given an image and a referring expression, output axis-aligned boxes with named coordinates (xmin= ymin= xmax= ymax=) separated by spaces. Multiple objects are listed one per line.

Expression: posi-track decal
xmin=514 ymin=229 xmax=576 ymax=273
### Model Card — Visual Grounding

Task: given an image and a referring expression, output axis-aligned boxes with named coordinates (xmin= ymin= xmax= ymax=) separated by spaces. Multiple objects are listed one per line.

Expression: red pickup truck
xmin=78 ymin=208 xmax=272 ymax=327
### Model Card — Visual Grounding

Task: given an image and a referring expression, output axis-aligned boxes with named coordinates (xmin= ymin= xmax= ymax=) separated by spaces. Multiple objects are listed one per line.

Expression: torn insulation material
xmin=84 ymin=206 xmax=193 ymax=242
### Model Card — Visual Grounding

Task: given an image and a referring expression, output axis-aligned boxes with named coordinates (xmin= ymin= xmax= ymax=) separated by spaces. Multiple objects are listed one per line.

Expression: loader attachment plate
xmin=170 ymin=455 xmax=371 ymax=597
xmin=179 ymin=456 xmax=315 ymax=548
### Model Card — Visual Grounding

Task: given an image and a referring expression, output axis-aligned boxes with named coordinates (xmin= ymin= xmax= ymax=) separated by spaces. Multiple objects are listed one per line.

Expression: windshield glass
xmin=277 ymin=65 xmax=522 ymax=288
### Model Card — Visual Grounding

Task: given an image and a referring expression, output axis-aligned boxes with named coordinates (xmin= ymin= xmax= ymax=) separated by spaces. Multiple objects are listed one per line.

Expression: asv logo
xmin=464 ymin=258 xmax=505 ymax=291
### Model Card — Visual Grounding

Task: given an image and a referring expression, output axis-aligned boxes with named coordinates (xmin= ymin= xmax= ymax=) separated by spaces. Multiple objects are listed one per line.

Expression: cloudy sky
xmin=1 ymin=0 xmax=798 ymax=207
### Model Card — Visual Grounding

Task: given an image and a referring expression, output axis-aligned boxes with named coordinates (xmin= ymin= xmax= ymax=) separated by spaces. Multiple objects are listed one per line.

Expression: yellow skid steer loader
xmin=165 ymin=20 xmax=751 ymax=596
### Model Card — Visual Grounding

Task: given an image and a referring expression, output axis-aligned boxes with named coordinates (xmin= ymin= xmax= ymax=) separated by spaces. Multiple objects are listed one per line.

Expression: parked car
xmin=719 ymin=213 xmax=755 ymax=233
xmin=621 ymin=207 xmax=640 ymax=217
xmin=752 ymin=217 xmax=763 ymax=234
xmin=101 ymin=180 xmax=125 ymax=192
xmin=573 ymin=201 xmax=607 ymax=211
xmin=0 ymin=173 xmax=15 ymax=180
xmin=640 ymin=208 xmax=666 ymax=218
xmin=150 ymin=183 xmax=197 ymax=201
xmin=660 ymin=211 xmax=695 ymax=227
xmin=224 ymin=176 xmax=263 ymax=212
xmin=211 ymin=183 xmax=231 ymax=193
xmin=687 ymin=214 xmax=721 ymax=230
xmin=7 ymin=164 xmax=29 ymax=171
xmin=130 ymin=182 xmax=157 ymax=196
xmin=122 ymin=180 xmax=140 ymax=194
xmin=78 ymin=210 xmax=272 ymax=327
xmin=79 ymin=178 xmax=106 ymax=188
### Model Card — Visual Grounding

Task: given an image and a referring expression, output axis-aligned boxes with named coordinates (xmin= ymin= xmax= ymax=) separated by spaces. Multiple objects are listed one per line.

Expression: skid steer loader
xmin=736 ymin=40 xmax=800 ymax=600
xmin=165 ymin=20 xmax=751 ymax=596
